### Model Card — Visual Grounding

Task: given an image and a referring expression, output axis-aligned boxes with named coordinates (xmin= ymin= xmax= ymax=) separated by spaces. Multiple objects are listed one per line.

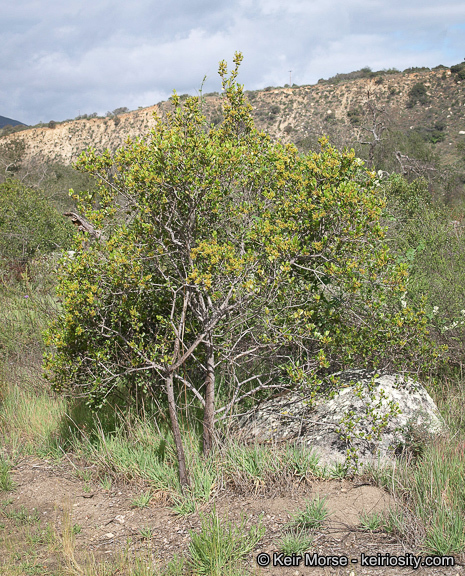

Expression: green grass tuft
xmin=278 ymin=528 xmax=314 ymax=555
xmin=188 ymin=507 xmax=265 ymax=576
xmin=287 ymin=495 xmax=330 ymax=531
xmin=0 ymin=457 xmax=15 ymax=492
xmin=131 ymin=491 xmax=152 ymax=509
xmin=359 ymin=511 xmax=386 ymax=532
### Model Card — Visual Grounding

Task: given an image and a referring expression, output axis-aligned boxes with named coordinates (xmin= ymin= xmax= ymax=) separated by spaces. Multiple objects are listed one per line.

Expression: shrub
xmin=413 ymin=123 xmax=446 ymax=144
xmin=347 ymin=108 xmax=362 ymax=125
xmin=0 ymin=179 xmax=74 ymax=262
xmin=45 ymin=54 xmax=439 ymax=488
xmin=403 ymin=67 xmax=430 ymax=74
xmin=407 ymin=82 xmax=429 ymax=108
xmin=450 ymin=62 xmax=465 ymax=77
xmin=383 ymin=175 xmax=465 ymax=365
xmin=270 ymin=104 xmax=280 ymax=115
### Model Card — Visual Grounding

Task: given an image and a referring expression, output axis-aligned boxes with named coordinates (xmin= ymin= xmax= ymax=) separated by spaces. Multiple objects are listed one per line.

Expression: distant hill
xmin=1 ymin=63 xmax=464 ymax=194
xmin=0 ymin=116 xmax=26 ymax=129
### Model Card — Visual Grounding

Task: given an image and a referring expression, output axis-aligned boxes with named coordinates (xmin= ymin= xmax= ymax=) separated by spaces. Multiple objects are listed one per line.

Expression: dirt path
xmin=1 ymin=456 xmax=463 ymax=575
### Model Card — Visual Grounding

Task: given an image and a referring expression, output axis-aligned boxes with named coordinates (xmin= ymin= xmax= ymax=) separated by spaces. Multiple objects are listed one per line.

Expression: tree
xmin=356 ymin=97 xmax=388 ymax=169
xmin=45 ymin=54 xmax=437 ymax=487
xmin=106 ymin=107 xmax=129 ymax=117
xmin=0 ymin=139 xmax=27 ymax=180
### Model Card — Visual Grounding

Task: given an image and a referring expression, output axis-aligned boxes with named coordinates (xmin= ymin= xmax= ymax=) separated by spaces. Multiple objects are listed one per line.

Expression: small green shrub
xmin=72 ymin=523 xmax=82 ymax=534
xmin=413 ymin=123 xmax=446 ymax=144
xmin=384 ymin=175 xmax=465 ymax=365
xmin=0 ymin=179 xmax=74 ymax=262
xmin=450 ymin=62 xmax=465 ymax=80
xmin=347 ymin=108 xmax=362 ymax=125
xmin=407 ymin=82 xmax=429 ymax=107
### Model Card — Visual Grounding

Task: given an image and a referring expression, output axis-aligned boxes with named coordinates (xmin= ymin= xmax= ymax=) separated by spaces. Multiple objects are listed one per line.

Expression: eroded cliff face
xmin=0 ymin=105 xmax=162 ymax=165
xmin=2 ymin=68 xmax=464 ymax=166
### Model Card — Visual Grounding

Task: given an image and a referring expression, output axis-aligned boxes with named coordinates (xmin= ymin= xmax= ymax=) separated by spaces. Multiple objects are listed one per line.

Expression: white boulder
xmin=235 ymin=370 xmax=446 ymax=468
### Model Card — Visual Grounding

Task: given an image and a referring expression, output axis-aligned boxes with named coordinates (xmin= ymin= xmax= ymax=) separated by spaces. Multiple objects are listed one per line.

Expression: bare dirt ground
xmin=1 ymin=456 xmax=464 ymax=575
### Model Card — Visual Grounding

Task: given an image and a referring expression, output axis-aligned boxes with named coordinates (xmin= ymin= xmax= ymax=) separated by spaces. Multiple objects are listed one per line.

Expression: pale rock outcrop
xmin=234 ymin=370 xmax=446 ymax=468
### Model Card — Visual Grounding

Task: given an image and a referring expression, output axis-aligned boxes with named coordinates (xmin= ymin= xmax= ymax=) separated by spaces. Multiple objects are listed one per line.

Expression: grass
xmin=0 ymin=499 xmax=188 ymax=576
xmin=2 ymin=505 xmax=40 ymax=526
xmin=284 ymin=443 xmax=322 ymax=477
xmin=359 ymin=511 xmax=386 ymax=532
xmin=0 ymin=385 xmax=67 ymax=455
xmin=188 ymin=507 xmax=265 ymax=576
xmin=2 ymin=366 xmax=465 ymax=564
xmin=2 ymin=368 xmax=465 ymax=562
xmin=139 ymin=526 xmax=154 ymax=540
xmin=278 ymin=528 xmax=314 ymax=555
xmin=0 ymin=279 xmax=67 ymax=458
xmin=329 ymin=462 xmax=350 ymax=479
xmin=0 ymin=456 xmax=15 ymax=492
xmin=75 ymin=469 xmax=92 ymax=482
xmin=99 ymin=475 xmax=112 ymax=491
xmin=276 ymin=496 xmax=329 ymax=558
xmin=286 ymin=495 xmax=330 ymax=531
xmin=131 ymin=491 xmax=152 ymax=509
xmin=389 ymin=434 xmax=465 ymax=555
xmin=172 ymin=490 xmax=197 ymax=516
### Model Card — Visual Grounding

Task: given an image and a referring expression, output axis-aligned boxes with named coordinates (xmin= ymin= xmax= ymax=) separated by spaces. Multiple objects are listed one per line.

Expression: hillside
xmin=0 ymin=115 xmax=26 ymax=129
xmin=1 ymin=65 xmax=464 ymax=174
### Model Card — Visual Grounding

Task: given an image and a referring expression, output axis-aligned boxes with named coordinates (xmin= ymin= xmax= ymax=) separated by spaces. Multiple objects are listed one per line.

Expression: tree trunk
xmin=165 ymin=373 xmax=190 ymax=489
xmin=202 ymin=337 xmax=215 ymax=454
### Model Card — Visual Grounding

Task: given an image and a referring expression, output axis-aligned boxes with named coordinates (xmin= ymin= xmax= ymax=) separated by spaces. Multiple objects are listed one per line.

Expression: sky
xmin=2 ymin=0 xmax=465 ymax=125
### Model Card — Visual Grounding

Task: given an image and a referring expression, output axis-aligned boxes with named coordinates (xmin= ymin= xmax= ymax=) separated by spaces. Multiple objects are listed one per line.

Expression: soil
xmin=1 ymin=456 xmax=464 ymax=575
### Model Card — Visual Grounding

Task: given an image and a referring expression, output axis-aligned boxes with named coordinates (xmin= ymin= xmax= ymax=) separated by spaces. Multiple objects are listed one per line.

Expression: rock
xmin=234 ymin=370 xmax=446 ymax=468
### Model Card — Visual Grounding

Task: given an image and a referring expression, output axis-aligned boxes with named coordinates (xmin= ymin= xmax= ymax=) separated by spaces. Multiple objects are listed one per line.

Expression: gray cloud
xmin=1 ymin=0 xmax=464 ymax=124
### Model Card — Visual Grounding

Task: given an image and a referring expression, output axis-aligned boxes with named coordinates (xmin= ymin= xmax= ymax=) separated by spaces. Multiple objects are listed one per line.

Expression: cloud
xmin=1 ymin=0 xmax=464 ymax=124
